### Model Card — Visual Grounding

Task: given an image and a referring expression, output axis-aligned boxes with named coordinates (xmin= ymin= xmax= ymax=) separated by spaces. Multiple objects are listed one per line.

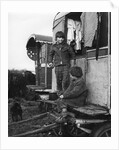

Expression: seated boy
xmin=56 ymin=66 xmax=87 ymax=123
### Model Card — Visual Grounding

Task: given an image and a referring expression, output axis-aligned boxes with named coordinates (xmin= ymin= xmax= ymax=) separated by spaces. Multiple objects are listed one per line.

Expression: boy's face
xmin=70 ymin=74 xmax=77 ymax=80
xmin=56 ymin=37 xmax=64 ymax=44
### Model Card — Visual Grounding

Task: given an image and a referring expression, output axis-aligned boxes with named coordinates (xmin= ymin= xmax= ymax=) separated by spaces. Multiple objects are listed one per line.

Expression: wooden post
xmin=36 ymin=42 xmax=41 ymax=86
xmin=108 ymin=12 xmax=111 ymax=55
xmin=96 ymin=12 xmax=101 ymax=60
xmin=35 ymin=45 xmax=38 ymax=86
xmin=45 ymin=43 xmax=48 ymax=88
xmin=107 ymin=12 xmax=111 ymax=109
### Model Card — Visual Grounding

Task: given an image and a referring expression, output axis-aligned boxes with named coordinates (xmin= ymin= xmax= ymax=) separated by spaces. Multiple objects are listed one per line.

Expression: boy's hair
xmin=70 ymin=66 xmax=83 ymax=78
xmin=55 ymin=31 xmax=65 ymax=40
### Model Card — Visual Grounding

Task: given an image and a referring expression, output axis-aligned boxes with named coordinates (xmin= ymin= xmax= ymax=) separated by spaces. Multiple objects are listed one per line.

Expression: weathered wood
xmin=74 ymin=104 xmax=109 ymax=116
xmin=31 ymin=125 xmax=42 ymax=128
xmin=22 ymin=100 xmax=41 ymax=106
xmin=8 ymin=112 xmax=48 ymax=127
xmin=14 ymin=123 xmax=58 ymax=137
xmin=39 ymin=99 xmax=57 ymax=105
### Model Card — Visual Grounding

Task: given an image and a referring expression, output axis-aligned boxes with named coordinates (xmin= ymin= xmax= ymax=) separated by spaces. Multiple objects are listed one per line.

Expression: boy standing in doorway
xmin=49 ymin=31 xmax=76 ymax=95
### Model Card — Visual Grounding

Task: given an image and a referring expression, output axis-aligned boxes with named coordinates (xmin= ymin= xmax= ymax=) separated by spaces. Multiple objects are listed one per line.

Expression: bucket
xmin=49 ymin=92 xmax=58 ymax=101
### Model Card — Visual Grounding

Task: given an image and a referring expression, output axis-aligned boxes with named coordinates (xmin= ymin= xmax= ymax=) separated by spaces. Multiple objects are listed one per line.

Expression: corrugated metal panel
xmin=26 ymin=34 xmax=52 ymax=50
xmin=28 ymin=34 xmax=52 ymax=43
xmin=54 ymin=12 xmax=69 ymax=21
xmin=53 ymin=12 xmax=69 ymax=29
xmin=86 ymin=57 xmax=110 ymax=108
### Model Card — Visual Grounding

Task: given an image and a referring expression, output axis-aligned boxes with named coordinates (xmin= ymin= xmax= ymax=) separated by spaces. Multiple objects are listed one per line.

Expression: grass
xmin=8 ymin=98 xmax=56 ymax=137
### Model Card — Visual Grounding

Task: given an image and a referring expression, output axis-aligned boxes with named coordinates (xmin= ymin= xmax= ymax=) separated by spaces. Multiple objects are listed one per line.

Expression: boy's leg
xmin=62 ymin=66 xmax=70 ymax=92
xmin=55 ymin=98 xmax=67 ymax=113
xmin=55 ymin=66 xmax=63 ymax=95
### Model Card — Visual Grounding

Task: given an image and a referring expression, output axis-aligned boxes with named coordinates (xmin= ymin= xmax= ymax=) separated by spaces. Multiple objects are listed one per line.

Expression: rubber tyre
xmin=91 ymin=122 xmax=111 ymax=137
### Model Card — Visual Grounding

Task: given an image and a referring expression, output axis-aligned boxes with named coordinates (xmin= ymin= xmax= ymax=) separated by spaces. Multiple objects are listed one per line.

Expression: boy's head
xmin=70 ymin=66 xmax=83 ymax=79
xmin=55 ymin=31 xmax=65 ymax=44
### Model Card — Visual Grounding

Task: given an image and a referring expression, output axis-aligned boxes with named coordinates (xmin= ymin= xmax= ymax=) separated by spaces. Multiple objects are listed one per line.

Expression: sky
xmin=7 ymin=0 xmax=119 ymax=73
xmin=8 ymin=13 xmax=56 ymax=72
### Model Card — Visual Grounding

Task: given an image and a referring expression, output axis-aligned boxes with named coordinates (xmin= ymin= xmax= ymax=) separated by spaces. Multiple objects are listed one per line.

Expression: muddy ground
xmin=8 ymin=98 xmax=57 ymax=137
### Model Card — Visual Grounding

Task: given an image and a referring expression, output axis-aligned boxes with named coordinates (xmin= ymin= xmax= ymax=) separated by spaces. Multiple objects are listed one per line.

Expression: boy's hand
xmin=59 ymin=95 xmax=64 ymax=99
xmin=49 ymin=63 xmax=53 ymax=67
xmin=74 ymin=59 xmax=76 ymax=65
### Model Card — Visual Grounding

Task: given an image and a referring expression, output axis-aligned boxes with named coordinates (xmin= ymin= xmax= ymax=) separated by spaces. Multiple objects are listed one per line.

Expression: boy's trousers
xmin=55 ymin=65 xmax=70 ymax=94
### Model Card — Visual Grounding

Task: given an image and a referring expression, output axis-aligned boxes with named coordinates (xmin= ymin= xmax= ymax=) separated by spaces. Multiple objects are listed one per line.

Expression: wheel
xmin=91 ymin=122 xmax=111 ymax=137
xmin=40 ymin=125 xmax=64 ymax=137
xmin=64 ymin=122 xmax=88 ymax=137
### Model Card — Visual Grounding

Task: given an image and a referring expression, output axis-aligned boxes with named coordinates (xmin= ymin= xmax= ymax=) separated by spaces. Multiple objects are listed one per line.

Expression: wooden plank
xmin=14 ymin=123 xmax=58 ymax=137
xmin=8 ymin=113 xmax=48 ymax=127
xmin=74 ymin=104 xmax=109 ymax=115
xmin=39 ymin=99 xmax=57 ymax=105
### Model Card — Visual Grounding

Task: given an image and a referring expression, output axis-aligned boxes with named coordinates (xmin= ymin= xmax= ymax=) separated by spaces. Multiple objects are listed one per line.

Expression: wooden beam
xmin=9 ymin=113 xmax=47 ymax=127
xmin=14 ymin=123 xmax=58 ymax=137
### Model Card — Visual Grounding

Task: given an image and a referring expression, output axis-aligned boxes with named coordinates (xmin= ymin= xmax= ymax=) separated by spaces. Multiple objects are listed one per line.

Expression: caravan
xmin=24 ymin=12 xmax=111 ymax=137
xmin=50 ymin=12 xmax=111 ymax=137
